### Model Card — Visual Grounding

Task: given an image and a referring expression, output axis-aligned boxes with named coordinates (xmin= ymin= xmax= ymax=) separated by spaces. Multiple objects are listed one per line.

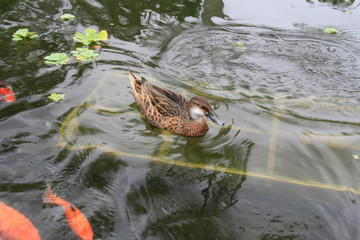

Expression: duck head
xmin=188 ymin=96 xmax=224 ymax=126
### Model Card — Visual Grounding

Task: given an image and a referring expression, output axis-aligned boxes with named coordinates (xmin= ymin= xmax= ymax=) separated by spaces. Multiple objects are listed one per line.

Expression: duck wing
xmin=150 ymin=82 xmax=189 ymax=117
xmin=140 ymin=78 xmax=189 ymax=125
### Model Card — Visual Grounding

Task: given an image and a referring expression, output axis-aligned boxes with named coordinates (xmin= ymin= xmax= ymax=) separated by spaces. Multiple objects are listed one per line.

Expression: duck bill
xmin=206 ymin=110 xmax=224 ymax=126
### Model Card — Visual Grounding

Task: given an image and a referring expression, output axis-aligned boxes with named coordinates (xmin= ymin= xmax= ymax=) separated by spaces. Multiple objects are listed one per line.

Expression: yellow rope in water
xmin=267 ymin=97 xmax=285 ymax=176
xmin=56 ymin=72 xmax=360 ymax=195
xmin=62 ymin=143 xmax=360 ymax=195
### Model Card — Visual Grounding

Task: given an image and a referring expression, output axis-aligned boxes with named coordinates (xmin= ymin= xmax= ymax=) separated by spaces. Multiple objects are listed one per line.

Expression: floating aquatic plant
xmin=12 ymin=29 xmax=39 ymax=41
xmin=232 ymin=42 xmax=246 ymax=51
xmin=48 ymin=93 xmax=65 ymax=102
xmin=71 ymin=48 xmax=99 ymax=62
xmin=234 ymin=42 xmax=245 ymax=47
xmin=44 ymin=53 xmax=69 ymax=66
xmin=73 ymin=28 xmax=108 ymax=45
xmin=61 ymin=14 xmax=75 ymax=20
xmin=324 ymin=27 xmax=339 ymax=34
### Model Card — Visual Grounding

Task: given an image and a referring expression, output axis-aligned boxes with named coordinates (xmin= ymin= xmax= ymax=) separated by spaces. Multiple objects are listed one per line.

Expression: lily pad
xmin=324 ymin=27 xmax=339 ymax=34
xmin=232 ymin=42 xmax=246 ymax=50
xmin=73 ymin=28 xmax=108 ymax=45
xmin=71 ymin=48 xmax=99 ymax=62
xmin=44 ymin=53 xmax=69 ymax=66
xmin=48 ymin=93 xmax=65 ymax=102
xmin=234 ymin=42 xmax=245 ymax=47
xmin=61 ymin=14 xmax=75 ymax=20
xmin=12 ymin=28 xmax=39 ymax=41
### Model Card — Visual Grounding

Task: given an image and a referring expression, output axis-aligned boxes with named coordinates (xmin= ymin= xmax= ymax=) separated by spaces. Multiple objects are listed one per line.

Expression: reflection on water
xmin=201 ymin=0 xmax=227 ymax=25
xmin=1 ymin=0 xmax=360 ymax=239
xmin=126 ymin=166 xmax=246 ymax=239
xmin=310 ymin=0 xmax=355 ymax=6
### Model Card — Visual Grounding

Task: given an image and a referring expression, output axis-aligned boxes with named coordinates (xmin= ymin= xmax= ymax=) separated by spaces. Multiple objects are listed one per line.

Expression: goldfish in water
xmin=0 ymin=82 xmax=15 ymax=103
xmin=0 ymin=200 xmax=41 ymax=240
xmin=43 ymin=186 xmax=93 ymax=240
xmin=92 ymin=44 xmax=100 ymax=49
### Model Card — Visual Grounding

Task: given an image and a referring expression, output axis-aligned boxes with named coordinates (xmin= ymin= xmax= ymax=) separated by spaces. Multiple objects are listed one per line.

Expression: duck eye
xmin=201 ymin=106 xmax=210 ymax=112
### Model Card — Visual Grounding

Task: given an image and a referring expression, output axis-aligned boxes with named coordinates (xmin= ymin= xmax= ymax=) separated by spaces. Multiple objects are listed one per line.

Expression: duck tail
xmin=43 ymin=185 xmax=57 ymax=204
xmin=128 ymin=68 xmax=142 ymax=89
xmin=128 ymin=68 xmax=144 ymax=104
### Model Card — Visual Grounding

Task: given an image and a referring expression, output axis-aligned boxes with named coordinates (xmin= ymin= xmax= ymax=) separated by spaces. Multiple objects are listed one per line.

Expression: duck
xmin=128 ymin=68 xmax=224 ymax=137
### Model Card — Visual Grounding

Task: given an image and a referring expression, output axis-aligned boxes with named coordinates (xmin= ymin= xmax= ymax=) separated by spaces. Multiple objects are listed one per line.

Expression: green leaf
xmin=324 ymin=27 xmax=339 ymax=34
xmin=61 ymin=14 xmax=75 ymax=20
xmin=73 ymin=32 xmax=91 ymax=45
xmin=235 ymin=42 xmax=244 ymax=47
xmin=28 ymin=34 xmax=39 ymax=39
xmin=96 ymin=30 xmax=108 ymax=41
xmin=71 ymin=48 xmax=99 ymax=62
xmin=343 ymin=10 xmax=351 ymax=14
xmin=12 ymin=28 xmax=38 ymax=41
xmin=73 ymin=28 xmax=108 ymax=45
xmin=48 ymin=93 xmax=65 ymax=102
xmin=85 ymin=28 xmax=97 ymax=38
xmin=44 ymin=53 xmax=69 ymax=65
xmin=12 ymin=35 xmax=23 ymax=41
xmin=352 ymin=154 xmax=359 ymax=160
xmin=232 ymin=42 xmax=246 ymax=50
xmin=16 ymin=29 xmax=29 ymax=37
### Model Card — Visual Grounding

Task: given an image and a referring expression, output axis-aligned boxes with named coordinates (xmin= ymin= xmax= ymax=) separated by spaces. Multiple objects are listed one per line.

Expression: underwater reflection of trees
xmin=306 ymin=0 xmax=355 ymax=6
xmin=0 ymin=0 xmax=21 ymax=13
xmin=125 ymin=129 xmax=254 ymax=238
xmin=71 ymin=0 xmax=202 ymax=40
xmin=125 ymin=166 xmax=248 ymax=239
xmin=201 ymin=0 xmax=227 ymax=25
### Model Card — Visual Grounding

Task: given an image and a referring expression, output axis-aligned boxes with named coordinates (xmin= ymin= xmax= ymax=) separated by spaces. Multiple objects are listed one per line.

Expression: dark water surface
xmin=1 ymin=0 xmax=360 ymax=239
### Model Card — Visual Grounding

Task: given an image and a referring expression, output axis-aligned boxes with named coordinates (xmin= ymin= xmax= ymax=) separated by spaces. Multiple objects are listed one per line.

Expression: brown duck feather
xmin=128 ymin=68 xmax=222 ymax=137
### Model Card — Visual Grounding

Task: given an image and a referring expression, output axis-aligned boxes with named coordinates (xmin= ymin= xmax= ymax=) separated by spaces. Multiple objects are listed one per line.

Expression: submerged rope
xmin=57 ymin=71 xmax=360 ymax=196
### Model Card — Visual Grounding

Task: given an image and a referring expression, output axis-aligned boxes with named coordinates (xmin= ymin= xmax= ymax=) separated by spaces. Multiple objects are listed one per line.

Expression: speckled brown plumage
xmin=128 ymin=68 xmax=223 ymax=137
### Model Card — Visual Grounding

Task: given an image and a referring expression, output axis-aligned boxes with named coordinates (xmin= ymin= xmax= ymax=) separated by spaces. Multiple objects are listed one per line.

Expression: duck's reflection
xmin=201 ymin=0 xmax=228 ymax=25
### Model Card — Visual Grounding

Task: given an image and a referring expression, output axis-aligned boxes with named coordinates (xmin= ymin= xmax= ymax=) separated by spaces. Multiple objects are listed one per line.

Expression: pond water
xmin=1 ymin=0 xmax=360 ymax=239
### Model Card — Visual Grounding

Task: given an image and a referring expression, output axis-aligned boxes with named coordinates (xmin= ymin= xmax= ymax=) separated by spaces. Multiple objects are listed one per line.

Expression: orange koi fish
xmin=0 ymin=200 xmax=41 ymax=240
xmin=92 ymin=44 xmax=100 ymax=49
xmin=0 ymin=82 xmax=15 ymax=103
xmin=43 ymin=186 xmax=93 ymax=240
